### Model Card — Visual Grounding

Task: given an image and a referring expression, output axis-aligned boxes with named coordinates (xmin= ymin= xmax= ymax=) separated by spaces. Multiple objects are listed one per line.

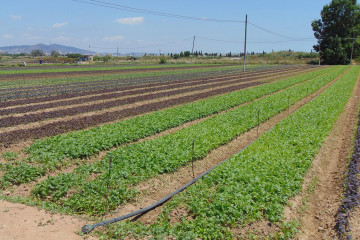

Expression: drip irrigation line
xmin=81 ymin=126 xmax=265 ymax=234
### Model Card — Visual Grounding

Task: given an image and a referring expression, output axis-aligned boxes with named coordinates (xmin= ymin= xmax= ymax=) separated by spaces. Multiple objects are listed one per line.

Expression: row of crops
xmin=0 ymin=66 xmax=307 ymax=114
xmin=0 ymin=65 xmax=358 ymax=239
xmin=0 ymin=66 xmax=347 ymax=206
xmin=24 ymin=65 xmax=347 ymax=215
xmin=0 ymin=65 xmax=309 ymax=102
xmin=96 ymin=66 xmax=360 ymax=239
xmin=0 ymin=67 xmax=317 ymax=146
xmin=0 ymin=65 xmax=250 ymax=92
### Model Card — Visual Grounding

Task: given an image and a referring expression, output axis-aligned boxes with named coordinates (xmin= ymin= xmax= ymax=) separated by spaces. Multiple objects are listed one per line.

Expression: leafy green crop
xmin=26 ymin=66 xmax=338 ymax=169
xmin=1 ymin=163 xmax=45 ymax=188
xmin=99 ymin=66 xmax=359 ymax=239
xmin=30 ymin=66 xmax=348 ymax=215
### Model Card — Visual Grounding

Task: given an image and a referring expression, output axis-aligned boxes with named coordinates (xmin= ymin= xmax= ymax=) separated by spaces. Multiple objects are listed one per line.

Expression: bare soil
xmin=349 ymin=207 xmax=360 ymax=239
xmin=0 ymin=200 xmax=96 ymax=240
xmin=285 ymin=70 xmax=360 ymax=239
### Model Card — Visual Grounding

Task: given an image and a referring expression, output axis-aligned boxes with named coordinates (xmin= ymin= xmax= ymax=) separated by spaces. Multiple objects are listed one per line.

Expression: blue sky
xmin=0 ymin=0 xmax=330 ymax=54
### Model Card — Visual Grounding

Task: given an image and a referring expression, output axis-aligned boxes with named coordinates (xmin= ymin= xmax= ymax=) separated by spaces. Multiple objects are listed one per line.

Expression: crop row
xmin=25 ymin=66 xmax=348 ymax=216
xmin=1 ymin=78 xmax=265 ymax=127
xmin=0 ymin=67 xmax=302 ymax=116
xmin=99 ymin=66 xmax=360 ymax=240
xmin=0 ymin=65 xmax=248 ymax=93
xmin=25 ymin=66 xmax=338 ymax=167
xmin=0 ymin=81 xmax=264 ymax=147
xmin=0 ymin=68 xmax=243 ymax=107
xmin=0 ymin=64 xmax=225 ymax=76
xmin=0 ymin=65 xmax=309 ymax=102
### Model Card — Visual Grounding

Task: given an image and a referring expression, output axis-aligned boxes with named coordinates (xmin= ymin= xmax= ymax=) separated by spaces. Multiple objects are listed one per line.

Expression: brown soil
xmin=284 ymin=70 xmax=360 ymax=239
xmin=0 ymin=78 xmax=259 ymax=134
xmin=349 ymin=207 xmax=360 ymax=239
xmin=102 ymin=68 xmax=341 ymax=226
xmin=0 ymin=200 xmax=96 ymax=240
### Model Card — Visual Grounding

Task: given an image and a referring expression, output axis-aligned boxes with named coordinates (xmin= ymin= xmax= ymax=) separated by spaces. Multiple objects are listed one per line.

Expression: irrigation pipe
xmin=81 ymin=132 xmax=261 ymax=234
xmin=81 ymin=81 xmax=325 ymax=234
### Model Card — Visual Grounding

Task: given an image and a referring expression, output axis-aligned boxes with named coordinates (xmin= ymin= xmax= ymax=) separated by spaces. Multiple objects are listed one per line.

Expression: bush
xmin=159 ymin=56 xmax=167 ymax=64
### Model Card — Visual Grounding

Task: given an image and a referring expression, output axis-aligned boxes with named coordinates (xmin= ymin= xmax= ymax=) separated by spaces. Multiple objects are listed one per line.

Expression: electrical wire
xmin=72 ymin=0 xmax=302 ymax=39
xmin=73 ymin=0 xmax=245 ymax=23
xmin=90 ymin=37 xmax=193 ymax=51
xmin=196 ymin=35 xmax=314 ymax=44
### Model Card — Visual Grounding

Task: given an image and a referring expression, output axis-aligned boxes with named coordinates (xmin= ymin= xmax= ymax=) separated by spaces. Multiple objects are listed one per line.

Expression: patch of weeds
xmin=1 ymin=152 xmax=18 ymax=161
xmin=272 ymin=220 xmax=300 ymax=239
xmin=0 ymin=163 xmax=46 ymax=188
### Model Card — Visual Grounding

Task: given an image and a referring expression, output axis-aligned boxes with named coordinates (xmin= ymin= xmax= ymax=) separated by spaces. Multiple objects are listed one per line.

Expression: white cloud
xmin=116 ymin=17 xmax=144 ymax=25
xmin=3 ymin=34 xmax=13 ymax=39
xmin=52 ymin=22 xmax=68 ymax=28
xmin=103 ymin=35 xmax=125 ymax=42
xmin=10 ymin=15 xmax=22 ymax=20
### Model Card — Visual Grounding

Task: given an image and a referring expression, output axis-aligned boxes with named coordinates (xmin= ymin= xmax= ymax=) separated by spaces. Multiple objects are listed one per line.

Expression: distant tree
xmin=103 ymin=54 xmax=113 ymax=62
xmin=312 ymin=0 xmax=360 ymax=64
xmin=67 ymin=53 xmax=83 ymax=58
xmin=184 ymin=51 xmax=191 ymax=57
xmin=180 ymin=51 xmax=184 ymax=57
xmin=31 ymin=49 xmax=45 ymax=57
xmin=159 ymin=56 xmax=167 ymax=64
xmin=51 ymin=50 xmax=61 ymax=57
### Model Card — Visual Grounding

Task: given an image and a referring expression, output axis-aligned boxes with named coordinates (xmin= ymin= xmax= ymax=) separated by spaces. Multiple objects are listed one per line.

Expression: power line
xmin=196 ymin=35 xmax=314 ymax=44
xmin=73 ymin=0 xmax=244 ymax=23
xmin=73 ymin=0 xmax=302 ymax=39
xmin=90 ymin=37 xmax=193 ymax=51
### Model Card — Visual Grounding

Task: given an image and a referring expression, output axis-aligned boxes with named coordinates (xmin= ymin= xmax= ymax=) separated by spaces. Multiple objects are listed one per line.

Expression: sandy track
xmin=0 ymin=200 xmax=95 ymax=240
xmin=284 ymin=69 xmax=360 ymax=239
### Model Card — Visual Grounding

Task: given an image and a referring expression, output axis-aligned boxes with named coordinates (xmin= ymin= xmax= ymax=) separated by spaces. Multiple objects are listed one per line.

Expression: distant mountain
xmin=0 ymin=43 xmax=96 ymax=55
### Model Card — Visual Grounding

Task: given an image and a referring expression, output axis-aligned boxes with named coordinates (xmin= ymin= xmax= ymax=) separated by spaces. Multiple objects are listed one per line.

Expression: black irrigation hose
xmin=335 ymin=111 xmax=360 ymax=240
xmin=81 ymin=129 xmax=263 ymax=234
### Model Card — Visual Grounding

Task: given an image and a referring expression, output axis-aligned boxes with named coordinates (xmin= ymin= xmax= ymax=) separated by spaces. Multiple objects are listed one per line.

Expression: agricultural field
xmin=0 ymin=63 xmax=360 ymax=239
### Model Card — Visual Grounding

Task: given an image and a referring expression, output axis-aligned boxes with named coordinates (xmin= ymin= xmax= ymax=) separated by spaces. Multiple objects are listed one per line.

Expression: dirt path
xmin=349 ymin=208 xmax=360 ymax=239
xmin=0 ymin=200 xmax=96 ymax=240
xmin=285 ymin=71 xmax=360 ymax=239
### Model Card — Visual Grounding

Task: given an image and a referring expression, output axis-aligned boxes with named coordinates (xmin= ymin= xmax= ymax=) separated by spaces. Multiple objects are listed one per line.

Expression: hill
xmin=0 ymin=43 xmax=96 ymax=55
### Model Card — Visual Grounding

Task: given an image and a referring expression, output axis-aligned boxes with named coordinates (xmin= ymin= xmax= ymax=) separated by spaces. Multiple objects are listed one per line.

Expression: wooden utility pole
xmin=192 ymin=35 xmax=196 ymax=55
xmin=243 ymin=14 xmax=248 ymax=71
xmin=350 ymin=35 xmax=355 ymax=65
xmin=318 ymin=41 xmax=321 ymax=66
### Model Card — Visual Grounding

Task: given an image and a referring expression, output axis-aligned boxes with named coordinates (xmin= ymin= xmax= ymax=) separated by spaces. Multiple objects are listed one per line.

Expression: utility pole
xmin=318 ymin=43 xmax=321 ymax=66
xmin=192 ymin=35 xmax=196 ymax=55
xmin=243 ymin=14 xmax=248 ymax=72
xmin=350 ymin=35 xmax=355 ymax=65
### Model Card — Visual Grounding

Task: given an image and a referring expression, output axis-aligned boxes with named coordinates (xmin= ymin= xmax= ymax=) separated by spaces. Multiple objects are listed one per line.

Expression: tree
xmin=31 ymin=49 xmax=45 ymax=57
xmin=51 ymin=50 xmax=60 ymax=57
xmin=312 ymin=0 xmax=360 ymax=64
